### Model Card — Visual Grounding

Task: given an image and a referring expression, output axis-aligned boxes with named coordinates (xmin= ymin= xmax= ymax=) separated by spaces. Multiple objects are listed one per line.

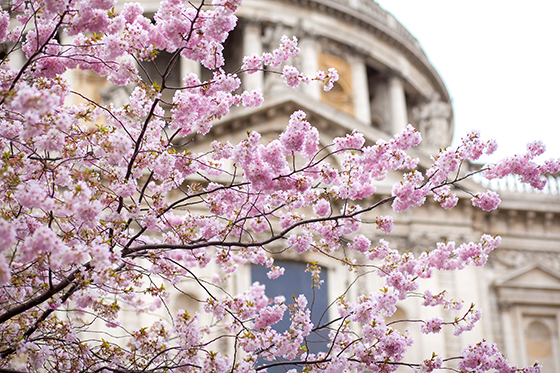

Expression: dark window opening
xmin=367 ymin=65 xmax=389 ymax=131
xmin=251 ymin=260 xmax=330 ymax=372
xmin=200 ymin=22 xmax=244 ymax=85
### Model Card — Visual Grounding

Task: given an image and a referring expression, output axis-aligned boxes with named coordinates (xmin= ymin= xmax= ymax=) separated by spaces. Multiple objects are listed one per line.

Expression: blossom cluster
xmin=0 ymin=0 xmax=555 ymax=372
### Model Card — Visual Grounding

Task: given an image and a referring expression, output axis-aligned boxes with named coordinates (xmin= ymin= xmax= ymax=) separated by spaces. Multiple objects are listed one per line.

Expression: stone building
xmin=43 ymin=0 xmax=560 ymax=370
xmin=110 ymin=0 xmax=560 ymax=370
xmin=201 ymin=1 xmax=558 ymax=371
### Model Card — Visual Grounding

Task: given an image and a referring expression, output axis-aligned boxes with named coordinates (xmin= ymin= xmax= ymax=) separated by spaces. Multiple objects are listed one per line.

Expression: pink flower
xmin=472 ymin=190 xmax=501 ymax=211
xmin=122 ymin=2 xmax=144 ymax=23
xmin=0 ymin=10 xmax=9 ymax=43
xmin=15 ymin=180 xmax=47 ymax=209
xmin=421 ymin=316 xmax=444 ymax=334
xmin=240 ymin=89 xmax=264 ymax=108
xmin=333 ymin=131 xmax=365 ymax=151
xmin=267 ymin=265 xmax=285 ymax=279
xmin=527 ymin=140 xmax=546 ymax=157
xmin=523 ymin=365 xmax=543 ymax=373
xmin=253 ymin=304 xmax=286 ymax=329
xmin=454 ymin=308 xmax=482 ymax=336
xmin=108 ymin=58 xmax=138 ymax=86
xmin=458 ymin=341 xmax=517 ymax=372
xmin=485 ymin=139 xmax=498 ymax=155
xmin=394 ymin=124 xmax=422 ymax=150
xmin=0 ymin=255 xmax=10 ymax=285
xmin=279 ymin=110 xmax=311 ymax=153
xmin=90 ymin=243 xmax=112 ymax=269
xmin=349 ymin=235 xmax=371 ymax=253
xmin=0 ymin=219 xmax=15 ymax=253
xmin=281 ymin=65 xmax=301 ymax=88
xmin=262 ymin=35 xmax=300 ymax=67
xmin=322 ymin=68 xmax=339 ymax=91
xmin=287 ymin=233 xmax=313 ymax=254
xmin=313 ymin=198 xmax=331 ymax=216
xmin=376 ymin=216 xmax=394 ymax=234
xmin=241 ymin=53 xmax=263 ymax=72
xmin=0 ymin=3 xmax=549 ymax=371
xmin=351 ymin=298 xmax=374 ymax=323
xmin=417 ymin=356 xmax=443 ymax=373
xmin=392 ymin=172 xmax=429 ymax=212
xmin=21 ymin=226 xmax=65 ymax=262
xmin=433 ymin=186 xmax=459 ymax=209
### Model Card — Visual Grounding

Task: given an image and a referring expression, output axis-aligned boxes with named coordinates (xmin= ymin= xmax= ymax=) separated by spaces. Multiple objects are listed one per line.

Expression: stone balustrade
xmin=474 ymin=173 xmax=560 ymax=195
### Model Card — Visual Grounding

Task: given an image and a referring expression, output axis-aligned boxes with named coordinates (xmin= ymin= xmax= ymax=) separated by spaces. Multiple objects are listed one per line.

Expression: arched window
xmin=525 ymin=320 xmax=555 ymax=373
xmin=495 ymin=264 xmax=560 ymax=371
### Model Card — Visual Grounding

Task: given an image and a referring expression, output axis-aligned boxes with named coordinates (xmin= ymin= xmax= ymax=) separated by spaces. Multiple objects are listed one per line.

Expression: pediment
xmin=496 ymin=263 xmax=560 ymax=290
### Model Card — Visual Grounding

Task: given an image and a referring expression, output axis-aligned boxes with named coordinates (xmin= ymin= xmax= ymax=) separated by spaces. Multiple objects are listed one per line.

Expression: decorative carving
xmin=545 ymin=212 xmax=555 ymax=233
xmin=275 ymin=0 xmax=448 ymax=101
xmin=318 ymin=36 xmax=360 ymax=60
xmin=488 ymin=249 xmax=560 ymax=272
xmin=413 ymin=92 xmax=453 ymax=149
xmin=526 ymin=211 xmax=536 ymax=231
xmin=323 ymin=0 xmax=412 ymax=44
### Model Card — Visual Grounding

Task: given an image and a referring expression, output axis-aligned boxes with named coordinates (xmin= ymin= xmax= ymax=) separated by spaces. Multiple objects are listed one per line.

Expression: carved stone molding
xmin=268 ymin=0 xmax=450 ymax=101
xmin=494 ymin=263 xmax=560 ymax=308
xmin=489 ymin=249 xmax=560 ymax=271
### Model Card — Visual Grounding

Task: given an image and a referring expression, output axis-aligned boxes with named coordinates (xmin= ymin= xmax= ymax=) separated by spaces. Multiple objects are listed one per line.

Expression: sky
xmin=375 ymin=0 xmax=560 ymax=163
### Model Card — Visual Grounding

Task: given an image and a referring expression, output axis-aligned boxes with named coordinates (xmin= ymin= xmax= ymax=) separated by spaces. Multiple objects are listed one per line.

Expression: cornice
xmin=264 ymin=0 xmax=450 ymax=102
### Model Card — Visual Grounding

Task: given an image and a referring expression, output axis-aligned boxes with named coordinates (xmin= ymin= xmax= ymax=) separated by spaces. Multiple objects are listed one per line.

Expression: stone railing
xmin=330 ymin=0 xmax=386 ymax=22
xmin=473 ymin=173 xmax=560 ymax=196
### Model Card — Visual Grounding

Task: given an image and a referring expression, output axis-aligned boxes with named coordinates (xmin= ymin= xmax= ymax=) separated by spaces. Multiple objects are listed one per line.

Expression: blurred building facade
xmin=207 ymin=1 xmax=559 ymax=371
xmin=47 ymin=0 xmax=560 ymax=371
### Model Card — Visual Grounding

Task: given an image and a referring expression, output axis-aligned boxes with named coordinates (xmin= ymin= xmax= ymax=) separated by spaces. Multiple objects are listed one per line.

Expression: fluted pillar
xmin=9 ymin=47 xmax=25 ymax=71
xmin=299 ymin=37 xmax=321 ymax=101
xmin=180 ymin=58 xmax=201 ymax=81
xmin=242 ymin=22 xmax=264 ymax=92
xmin=349 ymin=56 xmax=370 ymax=125
xmin=388 ymin=74 xmax=408 ymax=134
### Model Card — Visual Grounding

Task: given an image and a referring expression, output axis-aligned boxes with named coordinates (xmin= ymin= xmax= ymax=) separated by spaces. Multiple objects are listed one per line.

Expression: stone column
xmin=180 ymin=58 xmax=201 ymax=81
xmin=9 ymin=47 xmax=25 ymax=71
xmin=299 ymin=37 xmax=321 ymax=101
xmin=242 ymin=22 xmax=264 ymax=92
xmin=349 ymin=56 xmax=370 ymax=125
xmin=388 ymin=73 xmax=408 ymax=135
xmin=58 ymin=33 xmax=76 ymax=105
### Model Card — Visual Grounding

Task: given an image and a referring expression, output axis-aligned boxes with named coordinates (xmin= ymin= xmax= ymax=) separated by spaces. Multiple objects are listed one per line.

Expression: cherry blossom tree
xmin=0 ymin=0 xmax=556 ymax=372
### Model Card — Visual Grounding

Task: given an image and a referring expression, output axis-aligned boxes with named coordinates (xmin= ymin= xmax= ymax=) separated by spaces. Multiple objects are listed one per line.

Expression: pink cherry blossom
xmin=376 ymin=215 xmax=394 ymax=234
xmin=0 ymin=1 xmax=551 ymax=372
xmin=0 ymin=10 xmax=9 ymax=43
xmin=281 ymin=65 xmax=301 ymax=88
xmin=313 ymin=198 xmax=331 ymax=216
xmin=421 ymin=316 xmax=444 ymax=334
xmin=472 ymin=190 xmax=501 ymax=211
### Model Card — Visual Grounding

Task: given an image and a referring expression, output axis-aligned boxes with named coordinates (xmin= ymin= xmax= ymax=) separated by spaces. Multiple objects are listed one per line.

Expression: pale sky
xmin=375 ymin=0 xmax=560 ymax=163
